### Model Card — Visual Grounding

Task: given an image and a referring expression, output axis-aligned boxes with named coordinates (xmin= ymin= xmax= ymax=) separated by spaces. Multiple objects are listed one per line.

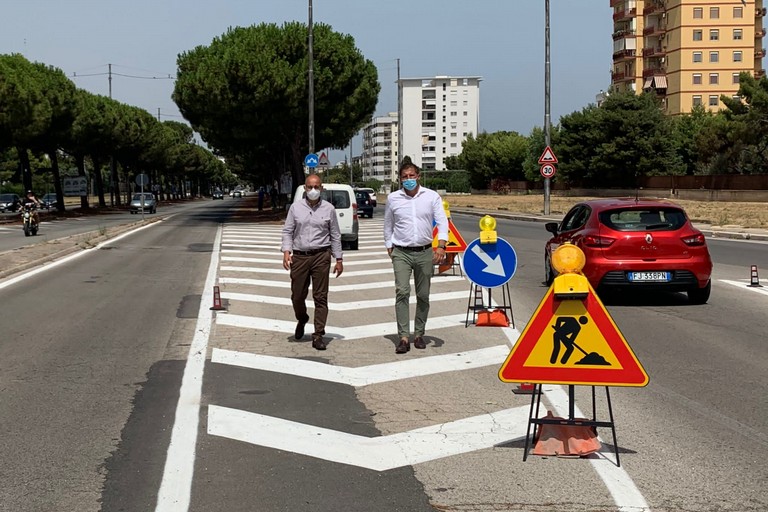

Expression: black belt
xmin=393 ymin=244 xmax=432 ymax=252
xmin=293 ymin=246 xmax=331 ymax=256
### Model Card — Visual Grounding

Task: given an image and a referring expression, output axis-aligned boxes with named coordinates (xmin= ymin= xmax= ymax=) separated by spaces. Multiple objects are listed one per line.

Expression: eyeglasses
xmin=306 ymin=185 xmax=322 ymax=190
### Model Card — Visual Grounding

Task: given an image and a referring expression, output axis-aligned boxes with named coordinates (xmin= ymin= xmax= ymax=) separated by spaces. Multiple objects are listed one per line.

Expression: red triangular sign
xmin=538 ymin=146 xmax=558 ymax=165
xmin=498 ymin=283 xmax=648 ymax=387
xmin=432 ymin=219 xmax=468 ymax=253
xmin=318 ymin=152 xmax=330 ymax=166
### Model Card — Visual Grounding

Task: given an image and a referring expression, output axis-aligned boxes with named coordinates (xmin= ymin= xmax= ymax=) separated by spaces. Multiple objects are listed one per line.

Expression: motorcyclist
xmin=21 ymin=190 xmax=41 ymax=227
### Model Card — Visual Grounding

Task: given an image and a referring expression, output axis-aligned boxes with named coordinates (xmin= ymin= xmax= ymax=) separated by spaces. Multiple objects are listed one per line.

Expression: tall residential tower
xmin=611 ymin=0 xmax=765 ymax=113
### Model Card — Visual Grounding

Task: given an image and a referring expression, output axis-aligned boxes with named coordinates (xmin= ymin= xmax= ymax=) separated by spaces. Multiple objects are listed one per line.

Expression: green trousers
xmin=391 ymin=247 xmax=434 ymax=338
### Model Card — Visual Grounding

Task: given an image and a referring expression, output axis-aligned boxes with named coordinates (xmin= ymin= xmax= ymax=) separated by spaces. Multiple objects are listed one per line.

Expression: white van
xmin=293 ymin=183 xmax=359 ymax=250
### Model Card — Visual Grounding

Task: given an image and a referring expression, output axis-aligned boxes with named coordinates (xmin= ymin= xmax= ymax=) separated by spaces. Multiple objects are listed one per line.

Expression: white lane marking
xmin=216 ymin=313 xmax=467 ymax=340
xmin=221 ymin=255 xmax=392 ymax=266
xmin=218 ymin=275 xmax=465 ymax=291
xmin=212 ymin=344 xmax=514 ymax=386
xmin=220 ymin=290 xmax=468 ymax=309
xmin=544 ymin=386 xmax=650 ymax=512
xmin=207 ymin=405 xmax=530 ymax=472
xmin=219 ymin=265 xmax=394 ymax=277
xmin=154 ymin=224 xmax=222 ymax=512
xmin=497 ymin=322 xmax=650 ymax=512
xmin=0 ymin=220 xmax=160 ymax=290
xmin=720 ymin=279 xmax=768 ymax=296
xmin=221 ymin=248 xmax=388 ymax=258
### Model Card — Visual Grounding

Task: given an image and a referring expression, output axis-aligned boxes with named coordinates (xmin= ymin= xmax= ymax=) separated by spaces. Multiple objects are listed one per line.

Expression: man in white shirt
xmin=383 ymin=163 xmax=448 ymax=354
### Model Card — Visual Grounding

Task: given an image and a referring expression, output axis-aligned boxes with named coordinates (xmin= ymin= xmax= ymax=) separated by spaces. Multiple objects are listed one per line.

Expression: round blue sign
xmin=304 ymin=153 xmax=319 ymax=168
xmin=461 ymin=237 xmax=518 ymax=288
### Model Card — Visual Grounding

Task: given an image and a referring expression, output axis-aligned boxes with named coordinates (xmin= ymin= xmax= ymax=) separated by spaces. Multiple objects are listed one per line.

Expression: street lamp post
xmin=308 ymin=0 xmax=315 ymax=169
xmin=544 ymin=0 xmax=551 ymax=216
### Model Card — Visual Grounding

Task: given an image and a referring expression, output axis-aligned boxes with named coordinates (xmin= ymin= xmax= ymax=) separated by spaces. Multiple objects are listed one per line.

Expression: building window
xmin=709 ymin=29 xmax=719 ymax=41
xmin=693 ymin=95 xmax=702 ymax=106
xmin=693 ymin=73 xmax=702 ymax=84
xmin=450 ymin=111 xmax=457 ymax=117
xmin=709 ymin=51 xmax=719 ymax=63
xmin=463 ymin=100 xmax=468 ymax=106
xmin=709 ymin=7 xmax=719 ymax=18
xmin=709 ymin=95 xmax=719 ymax=106
xmin=709 ymin=73 xmax=719 ymax=84
xmin=463 ymin=111 xmax=468 ymax=116
xmin=734 ymin=29 xmax=743 ymax=40
xmin=462 ymin=78 xmax=468 ymax=86
xmin=442 ymin=83 xmax=446 ymax=90
xmin=442 ymin=116 xmax=446 ymax=122
xmin=450 ymin=100 xmax=457 ymax=106
xmin=450 ymin=132 xmax=457 ymax=138
xmin=442 ymin=137 xmax=446 ymax=143
xmin=463 ymin=121 xmax=468 ymax=127
xmin=734 ymin=6 xmax=743 ymax=18
xmin=693 ymin=51 xmax=703 ymax=63
xmin=693 ymin=29 xmax=703 ymax=41
xmin=733 ymin=73 xmax=741 ymax=84
xmin=693 ymin=7 xmax=703 ymax=18
xmin=450 ymin=143 xmax=457 ymax=148
xmin=442 ymin=126 xmax=446 ymax=132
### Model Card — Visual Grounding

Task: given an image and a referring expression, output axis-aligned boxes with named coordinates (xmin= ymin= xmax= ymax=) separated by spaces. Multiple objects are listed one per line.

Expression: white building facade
xmin=361 ymin=112 xmax=398 ymax=186
xmin=400 ymin=75 xmax=481 ymax=171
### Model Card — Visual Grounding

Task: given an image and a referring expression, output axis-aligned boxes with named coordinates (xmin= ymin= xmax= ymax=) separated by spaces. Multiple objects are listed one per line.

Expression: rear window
xmin=322 ymin=190 xmax=350 ymax=209
xmin=599 ymin=208 xmax=687 ymax=231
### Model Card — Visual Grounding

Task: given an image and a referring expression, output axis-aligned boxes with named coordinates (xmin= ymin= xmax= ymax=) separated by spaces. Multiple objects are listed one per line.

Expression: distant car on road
xmin=544 ymin=198 xmax=713 ymax=304
xmin=355 ymin=191 xmax=374 ymax=218
xmin=41 ymin=193 xmax=58 ymax=209
xmin=129 ymin=192 xmax=157 ymax=214
xmin=212 ymin=189 xmax=224 ymax=200
xmin=355 ymin=187 xmax=377 ymax=207
xmin=0 ymin=193 xmax=21 ymax=213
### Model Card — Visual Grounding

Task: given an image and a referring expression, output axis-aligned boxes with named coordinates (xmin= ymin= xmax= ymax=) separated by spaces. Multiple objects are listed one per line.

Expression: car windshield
xmin=599 ymin=207 xmax=687 ymax=231
xmin=132 ymin=194 xmax=152 ymax=201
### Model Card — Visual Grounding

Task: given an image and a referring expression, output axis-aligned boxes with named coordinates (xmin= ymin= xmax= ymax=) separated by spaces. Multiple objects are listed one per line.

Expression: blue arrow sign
xmin=461 ymin=238 xmax=518 ymax=288
xmin=304 ymin=153 xmax=319 ymax=168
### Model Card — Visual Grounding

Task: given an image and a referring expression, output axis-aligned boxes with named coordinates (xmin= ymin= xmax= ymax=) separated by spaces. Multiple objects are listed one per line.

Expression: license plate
xmin=628 ymin=271 xmax=671 ymax=282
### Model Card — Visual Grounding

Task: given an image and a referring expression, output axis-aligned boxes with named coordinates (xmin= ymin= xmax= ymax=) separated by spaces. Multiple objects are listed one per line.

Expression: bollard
xmin=748 ymin=265 xmax=763 ymax=287
xmin=210 ymin=285 xmax=226 ymax=310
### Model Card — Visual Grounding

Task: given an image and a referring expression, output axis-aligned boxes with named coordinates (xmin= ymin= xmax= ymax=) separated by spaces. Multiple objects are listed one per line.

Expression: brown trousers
xmin=290 ymin=249 xmax=331 ymax=335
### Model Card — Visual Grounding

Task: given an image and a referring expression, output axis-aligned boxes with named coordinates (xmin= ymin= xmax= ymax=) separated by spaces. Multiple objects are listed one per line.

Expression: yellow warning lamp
xmin=442 ymin=199 xmax=451 ymax=219
xmin=551 ymin=243 xmax=589 ymax=299
xmin=479 ymin=215 xmax=497 ymax=244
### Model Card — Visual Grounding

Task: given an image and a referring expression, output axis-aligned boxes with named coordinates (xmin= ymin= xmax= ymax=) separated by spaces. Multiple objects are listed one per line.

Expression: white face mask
xmin=306 ymin=188 xmax=321 ymax=201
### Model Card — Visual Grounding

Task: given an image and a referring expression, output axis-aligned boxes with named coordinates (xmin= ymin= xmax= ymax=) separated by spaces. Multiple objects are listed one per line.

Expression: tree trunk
xmin=110 ymin=156 xmax=121 ymax=206
xmin=17 ymin=147 xmax=32 ymax=192
xmin=91 ymin=157 xmax=107 ymax=207
xmin=76 ymin=154 xmax=89 ymax=209
xmin=49 ymin=149 xmax=65 ymax=212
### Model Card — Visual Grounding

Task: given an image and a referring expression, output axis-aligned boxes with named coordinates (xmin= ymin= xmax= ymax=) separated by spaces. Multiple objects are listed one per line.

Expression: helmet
xmin=26 ymin=190 xmax=33 ymax=195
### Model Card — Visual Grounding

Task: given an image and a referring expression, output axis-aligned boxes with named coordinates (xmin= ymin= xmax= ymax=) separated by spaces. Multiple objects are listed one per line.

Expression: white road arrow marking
xmin=470 ymin=245 xmax=505 ymax=277
xmin=211 ymin=344 xmax=513 ymax=386
xmin=207 ymin=405 xmax=529 ymax=471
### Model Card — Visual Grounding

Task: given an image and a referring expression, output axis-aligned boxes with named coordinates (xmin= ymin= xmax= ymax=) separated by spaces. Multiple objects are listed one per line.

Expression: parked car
xmin=355 ymin=187 xmax=377 ymax=207
xmin=41 ymin=193 xmax=58 ymax=209
xmin=355 ymin=191 xmax=374 ymax=218
xmin=212 ymin=189 xmax=224 ymax=200
xmin=544 ymin=198 xmax=713 ymax=304
xmin=129 ymin=192 xmax=157 ymax=214
xmin=232 ymin=190 xmax=242 ymax=198
xmin=293 ymin=183 xmax=359 ymax=250
xmin=0 ymin=193 xmax=21 ymax=213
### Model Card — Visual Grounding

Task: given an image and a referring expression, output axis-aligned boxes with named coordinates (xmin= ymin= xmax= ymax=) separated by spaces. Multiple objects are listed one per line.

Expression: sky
xmin=2 ymin=0 xmax=613 ymax=165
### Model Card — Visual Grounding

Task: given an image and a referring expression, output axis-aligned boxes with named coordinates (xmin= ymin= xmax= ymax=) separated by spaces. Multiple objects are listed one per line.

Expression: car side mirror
xmin=545 ymin=222 xmax=559 ymax=235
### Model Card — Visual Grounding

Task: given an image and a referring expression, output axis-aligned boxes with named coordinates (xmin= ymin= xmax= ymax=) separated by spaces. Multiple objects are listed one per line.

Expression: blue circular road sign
xmin=461 ymin=237 xmax=518 ymax=288
xmin=304 ymin=153 xmax=319 ymax=168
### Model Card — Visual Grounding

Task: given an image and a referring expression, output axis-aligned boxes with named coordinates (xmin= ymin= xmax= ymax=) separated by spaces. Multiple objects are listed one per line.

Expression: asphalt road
xmin=0 ymin=200 xmax=766 ymax=511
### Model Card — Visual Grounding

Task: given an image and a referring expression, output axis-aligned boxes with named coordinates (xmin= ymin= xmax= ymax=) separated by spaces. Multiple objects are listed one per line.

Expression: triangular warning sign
xmin=538 ymin=146 xmax=558 ymax=165
xmin=432 ymin=219 xmax=468 ymax=253
xmin=318 ymin=152 xmax=330 ymax=167
xmin=498 ymin=282 xmax=648 ymax=387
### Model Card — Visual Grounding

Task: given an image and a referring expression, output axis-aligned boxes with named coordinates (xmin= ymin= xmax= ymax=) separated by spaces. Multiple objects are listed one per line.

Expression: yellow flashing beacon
xmin=551 ymin=243 xmax=589 ymax=299
xmin=479 ymin=215 xmax=497 ymax=244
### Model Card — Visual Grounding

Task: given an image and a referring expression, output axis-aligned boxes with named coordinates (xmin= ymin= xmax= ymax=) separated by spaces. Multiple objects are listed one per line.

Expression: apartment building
xmin=611 ymin=0 xmax=766 ymax=113
xmin=400 ymin=76 xmax=481 ymax=171
xmin=361 ymin=112 xmax=398 ymax=186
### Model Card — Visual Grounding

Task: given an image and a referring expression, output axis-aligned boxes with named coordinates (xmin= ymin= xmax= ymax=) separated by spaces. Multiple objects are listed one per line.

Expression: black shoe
xmin=295 ymin=314 xmax=309 ymax=340
xmin=312 ymin=335 xmax=327 ymax=351
xmin=395 ymin=338 xmax=410 ymax=354
xmin=413 ymin=336 xmax=426 ymax=349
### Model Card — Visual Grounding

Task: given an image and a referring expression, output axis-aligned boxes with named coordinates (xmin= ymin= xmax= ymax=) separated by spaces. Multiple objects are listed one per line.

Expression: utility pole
xmin=349 ymin=136 xmax=353 ymax=186
xmin=157 ymin=108 xmax=161 ymax=121
xmin=397 ymin=57 xmax=402 ymax=181
xmin=308 ymin=0 xmax=315 ymax=171
xmin=543 ymin=0 xmax=551 ymax=215
xmin=108 ymin=63 xmax=119 ymax=206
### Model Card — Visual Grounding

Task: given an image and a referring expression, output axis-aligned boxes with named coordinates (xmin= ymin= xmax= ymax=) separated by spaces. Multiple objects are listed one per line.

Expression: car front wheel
xmin=687 ymin=280 xmax=711 ymax=305
xmin=544 ymin=253 xmax=555 ymax=285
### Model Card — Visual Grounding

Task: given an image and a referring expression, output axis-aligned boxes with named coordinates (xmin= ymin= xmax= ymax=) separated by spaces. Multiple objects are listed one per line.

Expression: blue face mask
xmin=402 ymin=178 xmax=418 ymax=191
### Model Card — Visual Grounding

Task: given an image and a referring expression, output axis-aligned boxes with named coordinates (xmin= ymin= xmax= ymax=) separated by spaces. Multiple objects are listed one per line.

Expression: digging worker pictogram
xmin=550 ymin=315 xmax=589 ymax=364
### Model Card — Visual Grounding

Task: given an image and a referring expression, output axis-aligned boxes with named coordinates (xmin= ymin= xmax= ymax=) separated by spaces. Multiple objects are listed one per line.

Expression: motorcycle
xmin=21 ymin=204 xmax=38 ymax=237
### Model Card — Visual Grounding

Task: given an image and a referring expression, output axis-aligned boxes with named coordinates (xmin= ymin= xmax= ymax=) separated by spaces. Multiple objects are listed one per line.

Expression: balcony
xmin=643 ymin=67 xmax=666 ymax=78
xmin=643 ymin=47 xmax=666 ymax=57
xmin=643 ymin=1 xmax=663 ymax=15
xmin=611 ymin=70 xmax=635 ymax=82
xmin=756 ymin=69 xmax=766 ymax=78
xmin=757 ymin=28 xmax=767 ymax=38
xmin=613 ymin=28 xmax=636 ymax=40
xmin=609 ymin=0 xmax=623 ymax=7
xmin=613 ymin=48 xmax=637 ymax=61
xmin=757 ymin=7 xmax=767 ymax=17
xmin=756 ymin=48 xmax=767 ymax=58
xmin=613 ymin=7 xmax=636 ymax=22
xmin=643 ymin=25 xmax=665 ymax=36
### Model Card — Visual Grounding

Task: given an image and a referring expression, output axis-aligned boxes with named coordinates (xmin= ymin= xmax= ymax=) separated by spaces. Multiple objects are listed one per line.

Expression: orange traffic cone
xmin=512 ymin=382 xmax=536 ymax=395
xmin=748 ymin=265 xmax=763 ymax=287
xmin=210 ymin=285 xmax=226 ymax=310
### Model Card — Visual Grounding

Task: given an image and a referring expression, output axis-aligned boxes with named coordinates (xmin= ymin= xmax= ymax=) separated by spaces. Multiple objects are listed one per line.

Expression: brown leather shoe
xmin=413 ymin=336 xmax=426 ymax=349
xmin=312 ymin=335 xmax=327 ymax=351
xmin=295 ymin=314 xmax=309 ymax=340
xmin=395 ymin=338 xmax=410 ymax=354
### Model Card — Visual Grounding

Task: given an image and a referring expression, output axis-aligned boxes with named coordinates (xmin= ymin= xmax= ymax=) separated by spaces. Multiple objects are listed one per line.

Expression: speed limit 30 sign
xmin=540 ymin=164 xmax=556 ymax=178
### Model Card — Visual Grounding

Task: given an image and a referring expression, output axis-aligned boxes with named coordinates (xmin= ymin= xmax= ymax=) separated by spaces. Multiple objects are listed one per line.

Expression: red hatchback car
xmin=544 ymin=198 xmax=713 ymax=304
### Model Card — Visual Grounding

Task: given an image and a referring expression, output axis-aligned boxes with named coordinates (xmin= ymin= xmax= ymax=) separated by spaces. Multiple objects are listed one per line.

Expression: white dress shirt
xmin=383 ymin=186 xmax=448 ymax=248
